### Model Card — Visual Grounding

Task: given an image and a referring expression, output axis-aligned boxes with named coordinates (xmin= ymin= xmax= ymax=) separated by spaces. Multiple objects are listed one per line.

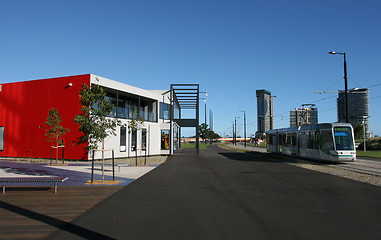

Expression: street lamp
xmin=239 ymin=110 xmax=246 ymax=148
xmin=362 ymin=115 xmax=369 ymax=152
xmin=329 ymin=51 xmax=349 ymax=123
xmin=234 ymin=116 xmax=240 ymax=145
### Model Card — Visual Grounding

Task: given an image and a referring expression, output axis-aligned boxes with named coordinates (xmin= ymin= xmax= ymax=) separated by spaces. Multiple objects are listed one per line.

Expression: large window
xmin=131 ymin=129 xmax=137 ymax=151
xmin=120 ymin=127 xmax=126 ymax=152
xmin=161 ymin=130 xmax=170 ymax=150
xmin=334 ymin=127 xmax=354 ymax=150
xmin=100 ymin=85 xmax=157 ymax=122
xmin=0 ymin=126 xmax=4 ymax=151
xmin=160 ymin=102 xmax=170 ymax=120
xmin=142 ymin=129 xmax=147 ymax=150
xmin=322 ymin=130 xmax=334 ymax=151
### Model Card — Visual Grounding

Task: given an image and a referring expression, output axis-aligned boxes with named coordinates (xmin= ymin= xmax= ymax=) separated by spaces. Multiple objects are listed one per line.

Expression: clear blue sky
xmin=2 ymin=0 xmax=381 ymax=137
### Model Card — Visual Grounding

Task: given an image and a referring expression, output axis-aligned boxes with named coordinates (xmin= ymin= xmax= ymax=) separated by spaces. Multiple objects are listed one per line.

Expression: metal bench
xmin=0 ymin=176 xmax=68 ymax=193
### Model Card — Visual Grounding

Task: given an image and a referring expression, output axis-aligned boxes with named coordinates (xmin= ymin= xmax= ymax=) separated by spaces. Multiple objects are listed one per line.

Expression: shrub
xmin=358 ymin=137 xmax=381 ymax=150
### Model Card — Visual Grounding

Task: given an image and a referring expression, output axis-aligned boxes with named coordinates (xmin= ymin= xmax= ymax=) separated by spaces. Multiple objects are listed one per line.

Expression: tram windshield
xmin=334 ymin=127 xmax=354 ymax=150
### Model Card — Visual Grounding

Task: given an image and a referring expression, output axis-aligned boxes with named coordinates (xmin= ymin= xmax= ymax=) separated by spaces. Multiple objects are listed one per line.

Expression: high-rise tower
xmin=337 ymin=88 xmax=369 ymax=136
xmin=256 ymin=89 xmax=273 ymax=137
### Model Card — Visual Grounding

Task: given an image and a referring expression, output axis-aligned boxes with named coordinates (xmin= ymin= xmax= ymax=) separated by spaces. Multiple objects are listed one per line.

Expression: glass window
xmin=314 ymin=131 xmax=322 ymax=149
xmin=120 ymin=127 xmax=126 ymax=152
xmin=161 ymin=130 xmax=170 ymax=150
xmin=291 ymin=133 xmax=297 ymax=147
xmin=307 ymin=131 xmax=314 ymax=149
xmin=160 ymin=102 xmax=170 ymax=120
xmin=334 ymin=127 xmax=354 ymax=150
xmin=300 ymin=132 xmax=307 ymax=149
xmin=131 ymin=129 xmax=137 ymax=151
xmin=105 ymin=94 xmax=117 ymax=117
xmin=322 ymin=130 xmax=334 ymax=151
xmin=0 ymin=126 xmax=4 ymax=151
xmin=142 ymin=129 xmax=147 ymax=150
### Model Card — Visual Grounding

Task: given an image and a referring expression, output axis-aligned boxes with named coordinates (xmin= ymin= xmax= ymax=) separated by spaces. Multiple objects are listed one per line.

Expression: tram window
xmin=291 ymin=133 xmax=297 ymax=147
xmin=279 ymin=134 xmax=283 ymax=146
xmin=286 ymin=134 xmax=292 ymax=146
xmin=321 ymin=131 xmax=334 ymax=151
xmin=307 ymin=132 xmax=314 ymax=149
xmin=315 ymin=131 xmax=322 ymax=149
xmin=267 ymin=135 xmax=272 ymax=145
xmin=334 ymin=127 xmax=354 ymax=150
xmin=300 ymin=132 xmax=307 ymax=149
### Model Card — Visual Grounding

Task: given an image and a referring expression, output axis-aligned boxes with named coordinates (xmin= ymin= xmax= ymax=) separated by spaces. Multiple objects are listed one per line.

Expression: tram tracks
xmin=333 ymin=158 xmax=381 ymax=177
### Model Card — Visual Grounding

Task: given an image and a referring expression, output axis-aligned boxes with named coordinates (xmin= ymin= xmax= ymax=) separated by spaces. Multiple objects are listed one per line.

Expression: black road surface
xmin=46 ymin=145 xmax=381 ymax=240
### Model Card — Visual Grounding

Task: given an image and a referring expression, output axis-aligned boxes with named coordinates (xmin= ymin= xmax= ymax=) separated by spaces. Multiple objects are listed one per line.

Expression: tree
xmin=45 ymin=108 xmax=70 ymax=165
xmin=199 ymin=123 xmax=209 ymax=144
xmin=354 ymin=123 xmax=364 ymax=140
xmin=208 ymin=130 xmax=221 ymax=142
xmin=74 ymin=84 xmax=121 ymax=182
xmin=127 ymin=107 xmax=145 ymax=166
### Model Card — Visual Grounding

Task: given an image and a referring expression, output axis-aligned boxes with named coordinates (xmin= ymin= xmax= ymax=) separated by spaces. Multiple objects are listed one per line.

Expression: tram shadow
xmin=219 ymin=150 xmax=343 ymax=166
xmin=218 ymin=150 xmax=297 ymax=163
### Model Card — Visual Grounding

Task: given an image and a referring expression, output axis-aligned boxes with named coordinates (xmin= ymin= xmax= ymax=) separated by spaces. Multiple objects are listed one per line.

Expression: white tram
xmin=267 ymin=123 xmax=356 ymax=162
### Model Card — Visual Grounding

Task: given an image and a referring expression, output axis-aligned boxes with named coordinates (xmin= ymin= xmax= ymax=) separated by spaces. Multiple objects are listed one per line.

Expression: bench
xmin=117 ymin=164 xmax=130 ymax=172
xmin=93 ymin=163 xmax=130 ymax=172
xmin=0 ymin=176 xmax=68 ymax=193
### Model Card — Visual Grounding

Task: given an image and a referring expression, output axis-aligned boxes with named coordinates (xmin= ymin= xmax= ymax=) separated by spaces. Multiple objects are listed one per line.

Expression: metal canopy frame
xmin=170 ymin=84 xmax=200 ymax=154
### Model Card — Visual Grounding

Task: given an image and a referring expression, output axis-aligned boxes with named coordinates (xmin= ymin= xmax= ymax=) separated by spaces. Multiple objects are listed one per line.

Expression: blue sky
xmin=1 ymin=0 xmax=381 ymax=137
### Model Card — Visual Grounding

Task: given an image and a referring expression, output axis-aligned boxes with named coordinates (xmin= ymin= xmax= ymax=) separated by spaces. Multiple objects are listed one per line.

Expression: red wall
xmin=0 ymin=74 xmax=91 ymax=160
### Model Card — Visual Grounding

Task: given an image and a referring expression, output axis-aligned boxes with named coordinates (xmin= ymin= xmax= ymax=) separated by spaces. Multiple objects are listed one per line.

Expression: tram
xmin=267 ymin=123 xmax=356 ymax=162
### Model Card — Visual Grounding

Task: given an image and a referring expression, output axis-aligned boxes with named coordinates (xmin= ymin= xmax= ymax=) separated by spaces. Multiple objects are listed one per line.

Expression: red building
xmin=0 ymin=74 xmax=91 ymax=160
xmin=0 ymin=74 xmax=177 ymax=160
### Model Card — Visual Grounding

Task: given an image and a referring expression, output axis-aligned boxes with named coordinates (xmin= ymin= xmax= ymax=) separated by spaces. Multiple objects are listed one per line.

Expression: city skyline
xmin=1 ymin=0 xmax=381 ymax=137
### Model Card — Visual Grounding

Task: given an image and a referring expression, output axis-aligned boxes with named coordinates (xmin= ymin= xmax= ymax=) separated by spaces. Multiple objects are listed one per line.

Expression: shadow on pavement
xmin=0 ymin=200 xmax=115 ymax=240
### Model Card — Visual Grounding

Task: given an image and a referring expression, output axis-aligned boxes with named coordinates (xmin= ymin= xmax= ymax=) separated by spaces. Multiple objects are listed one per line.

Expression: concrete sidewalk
xmin=0 ymin=160 xmax=158 ymax=186
xmin=46 ymin=145 xmax=381 ymax=240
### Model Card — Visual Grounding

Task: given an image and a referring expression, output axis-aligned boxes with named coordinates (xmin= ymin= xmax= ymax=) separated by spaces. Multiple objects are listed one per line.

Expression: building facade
xmin=290 ymin=105 xmax=318 ymax=127
xmin=337 ymin=88 xmax=369 ymax=136
xmin=0 ymin=74 xmax=178 ymax=160
xmin=256 ymin=89 xmax=273 ymax=137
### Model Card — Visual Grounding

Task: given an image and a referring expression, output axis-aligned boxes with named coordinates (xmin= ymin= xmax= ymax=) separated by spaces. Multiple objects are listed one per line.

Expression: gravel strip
xmin=220 ymin=143 xmax=381 ymax=187
xmin=289 ymin=162 xmax=381 ymax=187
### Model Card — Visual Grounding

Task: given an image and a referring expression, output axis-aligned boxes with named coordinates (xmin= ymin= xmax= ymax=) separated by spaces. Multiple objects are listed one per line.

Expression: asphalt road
xmin=46 ymin=145 xmax=381 ymax=240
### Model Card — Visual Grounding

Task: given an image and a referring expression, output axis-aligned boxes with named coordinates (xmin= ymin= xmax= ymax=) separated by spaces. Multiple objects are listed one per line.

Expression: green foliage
xmin=199 ymin=123 xmax=209 ymax=141
xmin=354 ymin=123 xmax=364 ymax=140
xmin=358 ymin=137 xmax=381 ymax=151
xmin=73 ymin=84 xmax=121 ymax=150
xmin=45 ymin=108 xmax=70 ymax=146
xmin=128 ymin=107 xmax=145 ymax=133
xmin=199 ymin=123 xmax=220 ymax=142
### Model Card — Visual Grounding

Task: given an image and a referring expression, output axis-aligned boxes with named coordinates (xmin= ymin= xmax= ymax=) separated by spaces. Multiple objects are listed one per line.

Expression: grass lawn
xmin=180 ymin=142 xmax=207 ymax=149
xmin=356 ymin=150 xmax=381 ymax=158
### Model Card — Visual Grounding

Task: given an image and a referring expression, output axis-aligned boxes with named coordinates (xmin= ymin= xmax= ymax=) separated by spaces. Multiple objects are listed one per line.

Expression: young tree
xmin=208 ymin=129 xmax=221 ymax=143
xmin=45 ymin=108 xmax=70 ymax=165
xmin=74 ymin=84 xmax=121 ymax=182
xmin=199 ymin=123 xmax=210 ymax=145
xmin=127 ymin=107 xmax=145 ymax=166
xmin=354 ymin=123 xmax=364 ymax=140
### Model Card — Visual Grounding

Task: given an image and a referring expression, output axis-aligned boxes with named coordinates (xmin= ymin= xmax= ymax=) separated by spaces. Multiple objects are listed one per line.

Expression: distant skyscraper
xmin=256 ymin=89 xmax=273 ymax=137
xmin=337 ymin=88 xmax=369 ymax=135
xmin=290 ymin=104 xmax=318 ymax=127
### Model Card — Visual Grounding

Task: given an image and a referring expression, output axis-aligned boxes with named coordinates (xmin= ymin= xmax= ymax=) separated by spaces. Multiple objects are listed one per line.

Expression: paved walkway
xmin=46 ymin=145 xmax=381 ymax=240
xmin=0 ymin=160 xmax=157 ymax=186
